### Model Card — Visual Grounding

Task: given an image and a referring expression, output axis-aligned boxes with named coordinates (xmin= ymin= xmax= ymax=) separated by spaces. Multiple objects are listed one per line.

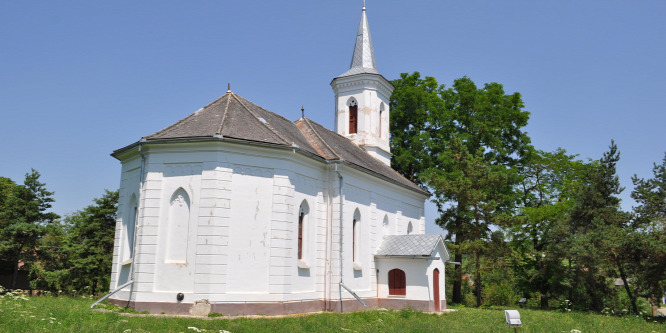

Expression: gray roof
xmin=337 ymin=5 xmax=379 ymax=78
xmin=116 ymin=91 xmax=426 ymax=195
xmin=375 ymin=234 xmax=444 ymax=257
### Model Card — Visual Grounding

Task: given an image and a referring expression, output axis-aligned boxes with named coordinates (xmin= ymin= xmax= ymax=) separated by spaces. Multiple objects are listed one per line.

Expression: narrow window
xmin=407 ymin=221 xmax=413 ymax=235
xmin=297 ymin=200 xmax=309 ymax=261
xmin=298 ymin=211 xmax=304 ymax=259
xmin=389 ymin=268 xmax=406 ymax=296
xmin=129 ymin=206 xmax=137 ymax=258
xmin=352 ymin=218 xmax=357 ymax=262
xmin=348 ymin=99 xmax=358 ymax=134
xmin=379 ymin=102 xmax=385 ymax=138
xmin=352 ymin=209 xmax=361 ymax=263
xmin=382 ymin=215 xmax=389 ymax=235
xmin=122 ymin=194 xmax=137 ymax=263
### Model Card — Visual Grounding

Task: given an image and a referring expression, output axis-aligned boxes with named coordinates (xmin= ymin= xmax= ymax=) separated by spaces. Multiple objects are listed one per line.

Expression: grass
xmin=0 ymin=293 xmax=664 ymax=332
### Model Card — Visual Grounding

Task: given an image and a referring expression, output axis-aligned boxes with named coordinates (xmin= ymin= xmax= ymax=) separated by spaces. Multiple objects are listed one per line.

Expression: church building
xmin=107 ymin=4 xmax=450 ymax=315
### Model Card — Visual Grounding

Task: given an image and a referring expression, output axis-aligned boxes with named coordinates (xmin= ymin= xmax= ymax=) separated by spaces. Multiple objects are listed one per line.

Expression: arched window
xmin=407 ymin=221 xmax=413 ymax=235
xmin=382 ymin=215 xmax=389 ymax=234
xmin=348 ymin=98 xmax=358 ymax=134
xmin=166 ymin=188 xmax=190 ymax=262
xmin=123 ymin=194 xmax=138 ymax=262
xmin=388 ymin=268 xmax=406 ymax=296
xmin=352 ymin=208 xmax=361 ymax=263
xmin=297 ymin=200 xmax=309 ymax=260
xmin=379 ymin=102 xmax=385 ymax=138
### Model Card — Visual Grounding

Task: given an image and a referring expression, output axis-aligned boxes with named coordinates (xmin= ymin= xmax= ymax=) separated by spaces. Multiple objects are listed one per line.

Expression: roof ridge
xmin=215 ymin=93 xmax=233 ymax=135
xmin=302 ymin=117 xmax=342 ymax=160
xmin=232 ymin=94 xmax=291 ymax=145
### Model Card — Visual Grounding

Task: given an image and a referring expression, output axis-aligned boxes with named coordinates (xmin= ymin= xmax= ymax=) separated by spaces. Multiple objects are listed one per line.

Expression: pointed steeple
xmin=331 ymin=2 xmax=394 ymax=166
xmin=338 ymin=2 xmax=379 ymax=77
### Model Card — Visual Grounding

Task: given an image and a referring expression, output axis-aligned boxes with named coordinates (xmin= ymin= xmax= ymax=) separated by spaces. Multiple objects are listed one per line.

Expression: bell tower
xmin=331 ymin=3 xmax=393 ymax=166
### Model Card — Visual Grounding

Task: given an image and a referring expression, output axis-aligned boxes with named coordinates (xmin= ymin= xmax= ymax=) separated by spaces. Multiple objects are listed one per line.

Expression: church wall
xmin=335 ymin=163 xmax=428 ymax=301
xmin=110 ymin=140 xmax=428 ymax=310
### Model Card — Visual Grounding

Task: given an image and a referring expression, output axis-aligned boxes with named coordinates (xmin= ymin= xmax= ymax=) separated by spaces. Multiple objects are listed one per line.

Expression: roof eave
xmin=375 ymin=255 xmax=440 ymax=260
xmin=111 ymin=136 xmax=327 ymax=162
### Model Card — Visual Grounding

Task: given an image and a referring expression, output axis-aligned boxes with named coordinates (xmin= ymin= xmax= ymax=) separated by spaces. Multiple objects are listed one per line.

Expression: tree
xmin=566 ymin=141 xmax=634 ymax=313
xmin=390 ymin=73 xmax=531 ymax=305
xmin=0 ymin=170 xmax=59 ymax=289
xmin=630 ymin=153 xmax=666 ymax=310
xmin=427 ymin=136 xmax=514 ymax=306
xmin=64 ymin=189 xmax=118 ymax=294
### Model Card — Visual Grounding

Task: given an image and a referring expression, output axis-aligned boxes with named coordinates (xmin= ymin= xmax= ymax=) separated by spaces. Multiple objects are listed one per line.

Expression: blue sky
xmin=1 ymin=1 xmax=664 ymax=236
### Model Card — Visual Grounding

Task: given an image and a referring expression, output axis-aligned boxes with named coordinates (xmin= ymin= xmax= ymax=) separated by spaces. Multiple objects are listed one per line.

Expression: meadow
xmin=0 ymin=292 xmax=663 ymax=333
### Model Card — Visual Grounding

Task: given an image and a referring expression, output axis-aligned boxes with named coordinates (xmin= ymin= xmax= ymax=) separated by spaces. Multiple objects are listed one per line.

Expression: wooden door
xmin=433 ymin=268 xmax=440 ymax=312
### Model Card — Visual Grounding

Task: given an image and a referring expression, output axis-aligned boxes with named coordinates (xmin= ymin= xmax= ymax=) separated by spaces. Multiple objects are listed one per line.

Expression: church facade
xmin=108 ymin=5 xmax=449 ymax=315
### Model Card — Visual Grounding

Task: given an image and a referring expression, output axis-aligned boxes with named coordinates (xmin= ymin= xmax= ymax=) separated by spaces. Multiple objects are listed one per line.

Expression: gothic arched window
xmin=298 ymin=200 xmax=310 ymax=260
xmin=352 ymin=208 xmax=361 ymax=263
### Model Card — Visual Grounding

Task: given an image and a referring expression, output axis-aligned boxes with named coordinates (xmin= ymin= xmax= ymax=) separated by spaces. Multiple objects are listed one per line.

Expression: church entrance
xmin=433 ymin=268 xmax=440 ymax=312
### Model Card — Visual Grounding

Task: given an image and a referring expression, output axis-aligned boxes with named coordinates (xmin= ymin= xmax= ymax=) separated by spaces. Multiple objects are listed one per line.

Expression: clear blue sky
xmin=1 ymin=1 xmax=664 ymax=236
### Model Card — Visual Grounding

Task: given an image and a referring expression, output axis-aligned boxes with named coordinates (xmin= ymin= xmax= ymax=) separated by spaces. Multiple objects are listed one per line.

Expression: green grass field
xmin=0 ymin=293 xmax=663 ymax=332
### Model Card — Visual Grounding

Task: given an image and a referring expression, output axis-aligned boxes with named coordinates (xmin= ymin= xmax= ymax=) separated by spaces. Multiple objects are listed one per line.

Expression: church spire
xmin=338 ymin=1 xmax=378 ymax=77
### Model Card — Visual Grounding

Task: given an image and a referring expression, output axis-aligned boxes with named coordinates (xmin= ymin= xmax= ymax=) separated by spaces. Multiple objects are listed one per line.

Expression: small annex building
xmin=107 ymin=4 xmax=450 ymax=315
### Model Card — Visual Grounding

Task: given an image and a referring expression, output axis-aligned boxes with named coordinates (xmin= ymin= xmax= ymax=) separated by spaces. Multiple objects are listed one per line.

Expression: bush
xmin=482 ymin=281 xmax=516 ymax=306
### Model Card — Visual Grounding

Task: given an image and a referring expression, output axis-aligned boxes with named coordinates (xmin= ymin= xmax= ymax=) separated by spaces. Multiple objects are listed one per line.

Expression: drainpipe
xmin=128 ymin=141 xmax=146 ymax=299
xmin=91 ymin=141 xmax=146 ymax=308
xmin=334 ymin=162 xmax=367 ymax=311
xmin=335 ymin=163 xmax=344 ymax=312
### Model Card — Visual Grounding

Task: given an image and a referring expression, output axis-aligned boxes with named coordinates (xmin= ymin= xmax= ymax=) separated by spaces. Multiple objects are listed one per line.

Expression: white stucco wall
xmin=109 ymin=139 xmax=428 ymax=305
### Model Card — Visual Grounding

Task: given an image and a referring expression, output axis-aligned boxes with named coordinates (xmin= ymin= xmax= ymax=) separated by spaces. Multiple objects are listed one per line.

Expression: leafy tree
xmin=390 ymin=72 xmax=447 ymax=184
xmin=0 ymin=170 xmax=59 ymax=289
xmin=390 ymin=72 xmax=531 ymax=305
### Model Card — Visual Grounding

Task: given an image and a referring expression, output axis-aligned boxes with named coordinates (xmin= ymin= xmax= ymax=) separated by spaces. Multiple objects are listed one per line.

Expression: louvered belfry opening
xmin=388 ymin=268 xmax=406 ymax=296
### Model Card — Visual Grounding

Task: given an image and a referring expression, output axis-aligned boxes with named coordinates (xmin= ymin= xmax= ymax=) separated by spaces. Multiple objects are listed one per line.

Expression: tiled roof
xmin=120 ymin=91 xmax=426 ymax=194
xmin=375 ymin=235 xmax=443 ymax=257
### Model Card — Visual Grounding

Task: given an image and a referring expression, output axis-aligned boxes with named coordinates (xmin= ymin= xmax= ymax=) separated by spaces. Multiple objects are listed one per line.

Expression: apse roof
xmin=115 ymin=91 xmax=426 ymax=195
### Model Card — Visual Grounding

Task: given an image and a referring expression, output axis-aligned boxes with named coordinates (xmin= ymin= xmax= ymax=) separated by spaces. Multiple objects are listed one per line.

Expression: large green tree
xmin=0 ymin=170 xmax=59 ymax=289
xmin=390 ymin=72 xmax=531 ymax=304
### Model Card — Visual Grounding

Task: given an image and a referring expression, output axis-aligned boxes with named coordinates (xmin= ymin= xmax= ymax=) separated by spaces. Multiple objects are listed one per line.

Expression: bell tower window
xmin=348 ymin=98 xmax=358 ymax=134
xmin=379 ymin=102 xmax=385 ymax=138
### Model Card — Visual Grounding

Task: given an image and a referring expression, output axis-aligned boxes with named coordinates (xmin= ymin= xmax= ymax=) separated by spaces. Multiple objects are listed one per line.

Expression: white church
xmin=107 ymin=4 xmax=450 ymax=315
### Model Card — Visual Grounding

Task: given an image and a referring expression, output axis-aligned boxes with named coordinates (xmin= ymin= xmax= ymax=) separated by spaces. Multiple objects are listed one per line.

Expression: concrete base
xmin=108 ymin=297 xmax=446 ymax=315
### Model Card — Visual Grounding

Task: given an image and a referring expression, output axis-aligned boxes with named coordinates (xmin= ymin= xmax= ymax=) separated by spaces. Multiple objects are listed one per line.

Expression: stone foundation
xmin=108 ymin=297 xmax=447 ymax=316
